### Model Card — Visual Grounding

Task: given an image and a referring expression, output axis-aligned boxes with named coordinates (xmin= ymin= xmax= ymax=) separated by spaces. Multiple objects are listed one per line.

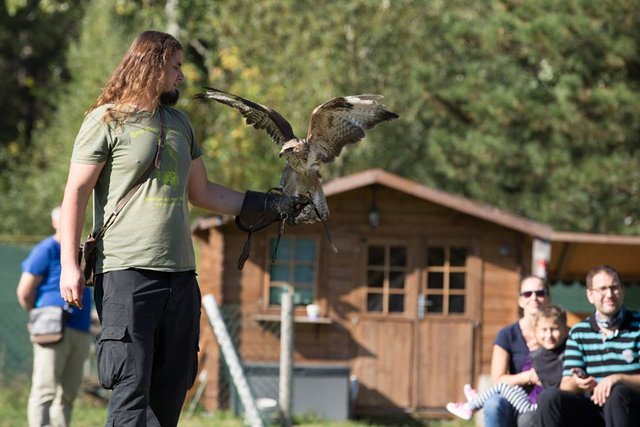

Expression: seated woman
xmin=483 ymin=275 xmax=550 ymax=427
xmin=447 ymin=305 xmax=568 ymax=420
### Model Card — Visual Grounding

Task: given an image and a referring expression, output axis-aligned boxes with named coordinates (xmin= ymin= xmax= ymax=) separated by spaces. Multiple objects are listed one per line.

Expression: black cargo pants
xmin=94 ymin=269 xmax=201 ymax=427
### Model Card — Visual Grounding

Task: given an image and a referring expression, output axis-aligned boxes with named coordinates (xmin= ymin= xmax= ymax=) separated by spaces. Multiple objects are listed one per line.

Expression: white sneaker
xmin=446 ymin=401 xmax=473 ymax=420
xmin=463 ymin=383 xmax=478 ymax=402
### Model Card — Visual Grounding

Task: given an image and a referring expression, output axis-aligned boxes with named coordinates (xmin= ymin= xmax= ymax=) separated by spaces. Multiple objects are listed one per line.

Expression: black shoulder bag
xmin=78 ymin=108 xmax=166 ymax=285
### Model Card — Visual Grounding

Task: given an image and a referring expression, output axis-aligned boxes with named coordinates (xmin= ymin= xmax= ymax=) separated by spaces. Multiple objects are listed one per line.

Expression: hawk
xmin=194 ymin=87 xmax=399 ymax=224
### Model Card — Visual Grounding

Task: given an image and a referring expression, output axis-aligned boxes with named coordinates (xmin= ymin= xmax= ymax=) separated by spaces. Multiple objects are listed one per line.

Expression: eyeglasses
xmin=520 ymin=290 xmax=548 ymax=298
xmin=589 ymin=285 xmax=622 ymax=295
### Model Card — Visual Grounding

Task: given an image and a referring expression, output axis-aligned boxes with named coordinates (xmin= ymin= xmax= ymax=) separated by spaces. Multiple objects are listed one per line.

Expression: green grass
xmin=0 ymin=379 xmax=473 ymax=427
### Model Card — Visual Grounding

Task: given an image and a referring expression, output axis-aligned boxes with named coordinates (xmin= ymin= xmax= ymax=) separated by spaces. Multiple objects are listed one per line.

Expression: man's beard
xmin=160 ymin=89 xmax=180 ymax=106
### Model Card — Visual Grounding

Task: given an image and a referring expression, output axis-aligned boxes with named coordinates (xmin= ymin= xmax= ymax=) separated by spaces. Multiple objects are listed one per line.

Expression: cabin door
xmin=414 ymin=243 xmax=481 ymax=410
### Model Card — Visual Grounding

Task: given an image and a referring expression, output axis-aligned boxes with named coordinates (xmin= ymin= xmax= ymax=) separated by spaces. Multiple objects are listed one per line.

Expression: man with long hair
xmin=59 ymin=30 xmax=306 ymax=426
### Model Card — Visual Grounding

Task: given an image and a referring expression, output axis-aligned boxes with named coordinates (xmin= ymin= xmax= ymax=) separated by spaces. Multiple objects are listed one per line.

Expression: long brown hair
xmin=91 ymin=30 xmax=182 ymax=121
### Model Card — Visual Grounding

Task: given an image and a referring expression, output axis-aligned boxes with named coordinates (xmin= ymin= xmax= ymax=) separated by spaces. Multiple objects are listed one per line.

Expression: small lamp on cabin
xmin=368 ymin=186 xmax=379 ymax=228
xmin=368 ymin=205 xmax=379 ymax=228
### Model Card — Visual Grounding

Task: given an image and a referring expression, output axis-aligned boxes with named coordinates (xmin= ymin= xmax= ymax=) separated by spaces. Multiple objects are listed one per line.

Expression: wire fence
xmin=0 ymin=240 xmax=247 ymax=404
xmin=0 ymin=243 xmax=34 ymax=384
xmin=0 ymin=242 xmax=327 ymax=420
xmin=194 ymin=303 xmax=285 ymax=416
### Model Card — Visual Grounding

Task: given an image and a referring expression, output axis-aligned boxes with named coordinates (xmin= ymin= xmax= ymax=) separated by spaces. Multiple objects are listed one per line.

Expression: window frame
xmin=262 ymin=234 xmax=321 ymax=309
xmin=422 ymin=243 xmax=470 ymax=317
xmin=363 ymin=240 xmax=409 ymax=316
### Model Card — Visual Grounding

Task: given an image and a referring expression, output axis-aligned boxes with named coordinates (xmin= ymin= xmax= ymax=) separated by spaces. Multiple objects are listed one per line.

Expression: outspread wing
xmin=305 ymin=95 xmax=398 ymax=163
xmin=194 ymin=87 xmax=297 ymax=146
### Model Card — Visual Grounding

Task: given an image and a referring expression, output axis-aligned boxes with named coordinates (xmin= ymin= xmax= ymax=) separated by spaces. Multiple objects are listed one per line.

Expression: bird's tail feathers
xmin=311 ymin=186 xmax=329 ymax=221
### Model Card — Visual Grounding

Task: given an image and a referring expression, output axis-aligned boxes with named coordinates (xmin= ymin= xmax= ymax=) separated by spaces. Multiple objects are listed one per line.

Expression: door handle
xmin=418 ymin=294 xmax=426 ymax=319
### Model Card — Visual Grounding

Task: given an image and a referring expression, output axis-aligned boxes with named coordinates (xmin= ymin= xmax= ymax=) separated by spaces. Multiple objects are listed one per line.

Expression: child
xmin=447 ymin=304 xmax=568 ymax=420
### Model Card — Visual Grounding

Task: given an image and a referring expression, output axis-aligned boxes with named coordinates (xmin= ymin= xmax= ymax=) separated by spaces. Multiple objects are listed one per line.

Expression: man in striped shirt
xmin=535 ymin=265 xmax=640 ymax=426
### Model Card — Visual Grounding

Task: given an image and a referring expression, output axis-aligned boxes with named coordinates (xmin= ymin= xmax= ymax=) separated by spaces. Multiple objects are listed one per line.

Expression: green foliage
xmin=0 ymin=377 xmax=30 ymax=426
xmin=182 ymin=0 xmax=640 ymax=234
xmin=182 ymin=1 xmax=413 ymax=191
xmin=1 ymin=0 xmax=640 ymax=235
xmin=0 ymin=0 xmax=159 ymax=236
xmin=0 ymin=0 xmax=134 ymax=236
xmin=0 ymin=0 xmax=85 ymax=178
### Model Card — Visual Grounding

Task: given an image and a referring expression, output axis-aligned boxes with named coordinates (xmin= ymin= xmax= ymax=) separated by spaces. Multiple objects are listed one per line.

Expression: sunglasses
xmin=520 ymin=290 xmax=548 ymax=298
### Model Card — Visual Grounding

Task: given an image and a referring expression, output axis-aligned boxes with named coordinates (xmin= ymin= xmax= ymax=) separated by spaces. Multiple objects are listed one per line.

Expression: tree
xmin=180 ymin=0 xmax=640 ymax=233
xmin=0 ymin=0 xmax=136 ymax=236
xmin=0 ymin=0 xmax=85 ymax=171
xmin=2 ymin=0 xmax=640 ymax=236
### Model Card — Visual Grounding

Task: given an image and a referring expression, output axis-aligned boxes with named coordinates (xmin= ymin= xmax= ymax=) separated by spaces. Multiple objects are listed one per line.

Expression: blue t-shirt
xmin=21 ymin=236 xmax=92 ymax=332
xmin=494 ymin=321 xmax=531 ymax=374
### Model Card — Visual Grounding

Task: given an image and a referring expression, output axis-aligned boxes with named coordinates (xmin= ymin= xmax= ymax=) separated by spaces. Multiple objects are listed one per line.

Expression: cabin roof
xmin=551 ymin=231 xmax=640 ymax=245
xmin=324 ymin=168 xmax=553 ymax=238
xmin=192 ymin=169 xmax=553 ymax=238
xmin=194 ymin=169 xmax=640 ymax=247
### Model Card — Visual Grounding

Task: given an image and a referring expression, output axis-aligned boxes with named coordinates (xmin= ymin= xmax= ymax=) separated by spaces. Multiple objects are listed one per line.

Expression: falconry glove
xmin=235 ymin=190 xmax=311 ymax=269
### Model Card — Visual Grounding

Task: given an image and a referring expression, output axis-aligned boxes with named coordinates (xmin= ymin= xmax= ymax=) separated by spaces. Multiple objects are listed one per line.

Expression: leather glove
xmin=235 ymin=190 xmax=310 ymax=233
xmin=235 ymin=190 xmax=311 ymax=270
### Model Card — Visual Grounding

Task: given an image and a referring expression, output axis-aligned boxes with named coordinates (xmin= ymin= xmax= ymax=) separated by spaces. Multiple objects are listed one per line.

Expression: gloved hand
xmin=235 ymin=190 xmax=310 ymax=233
xmin=235 ymin=190 xmax=312 ymax=270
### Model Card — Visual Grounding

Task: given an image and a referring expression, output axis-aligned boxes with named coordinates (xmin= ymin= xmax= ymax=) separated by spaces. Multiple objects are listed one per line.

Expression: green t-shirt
xmin=71 ymin=104 xmax=203 ymax=273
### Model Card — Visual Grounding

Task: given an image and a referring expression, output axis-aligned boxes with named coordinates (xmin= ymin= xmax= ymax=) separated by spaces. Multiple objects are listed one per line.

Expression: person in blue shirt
xmin=17 ymin=206 xmax=92 ymax=427
xmin=535 ymin=265 xmax=640 ymax=427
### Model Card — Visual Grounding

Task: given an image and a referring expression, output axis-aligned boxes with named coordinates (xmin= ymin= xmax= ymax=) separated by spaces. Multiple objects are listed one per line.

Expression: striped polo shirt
xmin=563 ymin=309 xmax=640 ymax=381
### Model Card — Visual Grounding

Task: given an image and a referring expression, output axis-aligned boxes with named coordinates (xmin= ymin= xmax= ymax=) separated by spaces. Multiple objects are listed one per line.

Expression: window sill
xmin=254 ymin=314 xmax=333 ymax=325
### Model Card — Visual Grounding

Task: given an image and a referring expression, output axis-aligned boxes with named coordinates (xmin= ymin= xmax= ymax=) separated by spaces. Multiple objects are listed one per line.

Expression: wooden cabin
xmin=192 ymin=168 xmax=563 ymax=417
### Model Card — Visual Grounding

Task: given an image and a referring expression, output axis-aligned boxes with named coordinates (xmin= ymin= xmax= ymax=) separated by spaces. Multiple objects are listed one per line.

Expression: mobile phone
xmin=572 ymin=367 xmax=587 ymax=379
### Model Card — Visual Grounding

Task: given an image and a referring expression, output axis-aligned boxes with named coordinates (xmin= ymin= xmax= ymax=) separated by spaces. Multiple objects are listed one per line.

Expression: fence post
xmin=279 ymin=285 xmax=294 ymax=427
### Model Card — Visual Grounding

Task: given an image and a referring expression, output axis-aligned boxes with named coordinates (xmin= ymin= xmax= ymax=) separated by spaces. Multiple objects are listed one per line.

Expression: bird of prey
xmin=194 ymin=87 xmax=399 ymax=224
